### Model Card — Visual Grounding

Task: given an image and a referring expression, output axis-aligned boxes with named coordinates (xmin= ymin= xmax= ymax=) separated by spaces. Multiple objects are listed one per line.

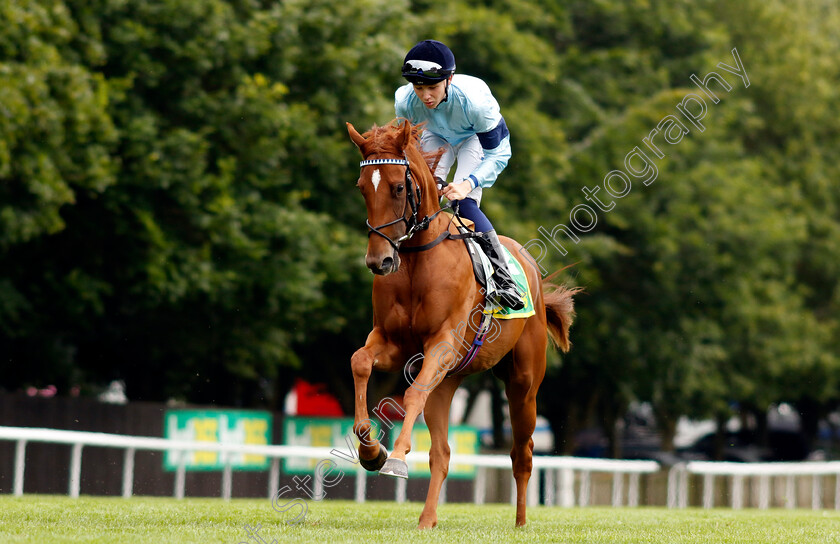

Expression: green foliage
xmin=0 ymin=0 xmax=378 ymax=404
xmin=0 ymin=1 xmax=117 ymax=247
xmin=516 ymin=0 xmax=840 ymax=452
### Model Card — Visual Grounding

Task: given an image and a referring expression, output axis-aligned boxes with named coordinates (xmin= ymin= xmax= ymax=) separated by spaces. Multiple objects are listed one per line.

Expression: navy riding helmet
xmin=401 ymin=40 xmax=456 ymax=84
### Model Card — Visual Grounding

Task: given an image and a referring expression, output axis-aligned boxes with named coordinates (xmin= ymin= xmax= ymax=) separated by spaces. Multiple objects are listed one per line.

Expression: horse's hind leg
xmin=417 ymin=375 xmax=464 ymax=530
xmin=500 ymin=329 xmax=547 ymax=527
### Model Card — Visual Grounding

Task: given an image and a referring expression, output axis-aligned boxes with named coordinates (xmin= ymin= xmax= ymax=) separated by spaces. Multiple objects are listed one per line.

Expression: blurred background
xmin=1 ymin=0 xmax=839 ymax=471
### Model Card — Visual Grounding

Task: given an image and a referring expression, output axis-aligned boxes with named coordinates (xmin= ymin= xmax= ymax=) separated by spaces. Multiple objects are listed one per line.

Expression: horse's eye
xmin=396 ymin=184 xmax=405 ymax=193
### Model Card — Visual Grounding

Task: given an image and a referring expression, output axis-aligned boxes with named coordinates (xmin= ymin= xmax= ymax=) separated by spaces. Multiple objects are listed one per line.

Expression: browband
xmin=359 ymin=159 xmax=409 ymax=167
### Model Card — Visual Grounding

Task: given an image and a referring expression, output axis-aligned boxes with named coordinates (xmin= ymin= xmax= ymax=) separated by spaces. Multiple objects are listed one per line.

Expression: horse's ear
xmin=347 ymin=122 xmax=366 ymax=149
xmin=396 ymin=119 xmax=412 ymax=150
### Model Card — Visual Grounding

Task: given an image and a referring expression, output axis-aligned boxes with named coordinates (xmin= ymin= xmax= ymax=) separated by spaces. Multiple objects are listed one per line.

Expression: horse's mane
xmin=358 ymin=120 xmax=443 ymax=177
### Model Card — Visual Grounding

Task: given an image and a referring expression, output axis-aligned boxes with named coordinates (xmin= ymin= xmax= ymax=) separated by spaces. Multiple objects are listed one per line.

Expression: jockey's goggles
xmin=401 ymin=62 xmax=452 ymax=82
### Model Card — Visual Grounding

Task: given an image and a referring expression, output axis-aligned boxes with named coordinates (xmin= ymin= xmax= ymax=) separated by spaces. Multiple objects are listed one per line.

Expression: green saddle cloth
xmin=484 ymin=247 xmax=535 ymax=319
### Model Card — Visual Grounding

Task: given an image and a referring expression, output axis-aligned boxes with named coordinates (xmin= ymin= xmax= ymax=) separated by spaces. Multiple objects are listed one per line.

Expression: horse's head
xmin=347 ymin=119 xmax=437 ymax=275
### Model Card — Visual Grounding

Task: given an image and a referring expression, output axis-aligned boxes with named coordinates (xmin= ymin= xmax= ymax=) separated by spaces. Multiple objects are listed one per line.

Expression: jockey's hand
xmin=442 ymin=179 xmax=472 ymax=201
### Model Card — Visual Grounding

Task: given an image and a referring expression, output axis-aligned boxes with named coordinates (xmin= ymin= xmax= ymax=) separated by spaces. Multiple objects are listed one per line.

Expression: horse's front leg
xmin=351 ymin=329 xmax=402 ymax=470
xmin=380 ymin=331 xmax=458 ymax=479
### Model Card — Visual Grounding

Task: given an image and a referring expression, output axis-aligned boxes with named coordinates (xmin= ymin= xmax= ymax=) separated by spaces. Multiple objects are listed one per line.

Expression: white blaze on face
xmin=371 ymin=168 xmax=381 ymax=192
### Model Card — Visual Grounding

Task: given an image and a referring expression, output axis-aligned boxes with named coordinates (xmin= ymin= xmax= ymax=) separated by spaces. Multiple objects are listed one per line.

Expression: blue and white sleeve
xmin=461 ymin=81 xmax=511 ymax=188
xmin=467 ymin=117 xmax=511 ymax=189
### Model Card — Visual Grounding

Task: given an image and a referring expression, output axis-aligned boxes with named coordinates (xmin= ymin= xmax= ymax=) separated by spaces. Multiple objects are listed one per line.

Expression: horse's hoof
xmin=417 ymin=520 xmax=437 ymax=530
xmin=359 ymin=444 xmax=389 ymax=472
xmin=379 ymin=457 xmax=409 ymax=479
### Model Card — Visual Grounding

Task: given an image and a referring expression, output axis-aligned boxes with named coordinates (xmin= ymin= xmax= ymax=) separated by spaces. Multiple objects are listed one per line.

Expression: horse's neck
xmin=398 ymin=161 xmax=447 ymax=247
xmin=399 ymin=215 xmax=467 ymax=277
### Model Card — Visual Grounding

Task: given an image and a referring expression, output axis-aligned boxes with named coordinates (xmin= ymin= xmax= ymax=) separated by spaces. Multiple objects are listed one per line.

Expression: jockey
xmin=395 ymin=39 xmax=525 ymax=310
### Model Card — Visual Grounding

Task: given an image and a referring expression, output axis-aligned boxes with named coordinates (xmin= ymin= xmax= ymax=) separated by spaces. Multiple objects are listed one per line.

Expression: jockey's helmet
xmin=402 ymin=40 xmax=456 ymax=84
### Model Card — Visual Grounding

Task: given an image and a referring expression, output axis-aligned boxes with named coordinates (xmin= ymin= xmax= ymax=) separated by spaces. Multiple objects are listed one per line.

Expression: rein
xmin=359 ymin=156 xmax=454 ymax=252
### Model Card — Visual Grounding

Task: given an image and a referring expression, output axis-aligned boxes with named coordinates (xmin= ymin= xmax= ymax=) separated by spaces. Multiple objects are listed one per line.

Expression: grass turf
xmin=0 ymin=496 xmax=838 ymax=543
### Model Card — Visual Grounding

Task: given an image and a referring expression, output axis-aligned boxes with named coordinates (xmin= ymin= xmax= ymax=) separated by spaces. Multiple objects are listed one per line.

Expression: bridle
xmin=359 ymin=155 xmax=452 ymax=252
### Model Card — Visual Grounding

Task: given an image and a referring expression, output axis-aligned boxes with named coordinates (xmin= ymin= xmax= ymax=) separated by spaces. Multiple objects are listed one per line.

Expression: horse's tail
xmin=542 ymin=282 xmax=580 ymax=353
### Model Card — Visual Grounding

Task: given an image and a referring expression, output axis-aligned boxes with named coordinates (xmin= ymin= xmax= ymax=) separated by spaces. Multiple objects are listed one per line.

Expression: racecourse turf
xmin=0 ymin=496 xmax=838 ymax=543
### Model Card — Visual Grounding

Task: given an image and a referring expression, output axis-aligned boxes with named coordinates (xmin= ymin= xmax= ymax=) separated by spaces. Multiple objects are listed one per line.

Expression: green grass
xmin=0 ymin=496 xmax=838 ymax=543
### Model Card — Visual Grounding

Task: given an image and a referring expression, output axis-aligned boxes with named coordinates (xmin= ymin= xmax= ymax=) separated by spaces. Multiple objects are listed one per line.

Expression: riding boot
xmin=475 ymin=230 xmax=525 ymax=311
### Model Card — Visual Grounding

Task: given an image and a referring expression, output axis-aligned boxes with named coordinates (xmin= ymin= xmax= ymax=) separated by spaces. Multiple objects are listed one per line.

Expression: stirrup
xmin=488 ymin=273 xmax=525 ymax=310
xmin=493 ymin=285 xmax=525 ymax=311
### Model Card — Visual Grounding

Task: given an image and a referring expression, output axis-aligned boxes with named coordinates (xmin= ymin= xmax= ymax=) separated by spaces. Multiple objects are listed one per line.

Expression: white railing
xmin=666 ymin=461 xmax=840 ymax=510
xmin=5 ymin=426 xmax=839 ymax=509
xmin=532 ymin=456 xmax=660 ymax=507
xmin=0 ymin=426 xmax=658 ymax=506
xmin=0 ymin=425 xmax=329 ymax=500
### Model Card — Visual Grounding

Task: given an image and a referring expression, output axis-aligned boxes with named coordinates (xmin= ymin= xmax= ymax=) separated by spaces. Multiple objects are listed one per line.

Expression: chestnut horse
xmin=346 ymin=119 xmax=576 ymax=529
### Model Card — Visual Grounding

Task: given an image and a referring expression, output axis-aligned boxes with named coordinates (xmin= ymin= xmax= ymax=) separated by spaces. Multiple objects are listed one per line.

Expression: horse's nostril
xmin=381 ymin=257 xmax=393 ymax=270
